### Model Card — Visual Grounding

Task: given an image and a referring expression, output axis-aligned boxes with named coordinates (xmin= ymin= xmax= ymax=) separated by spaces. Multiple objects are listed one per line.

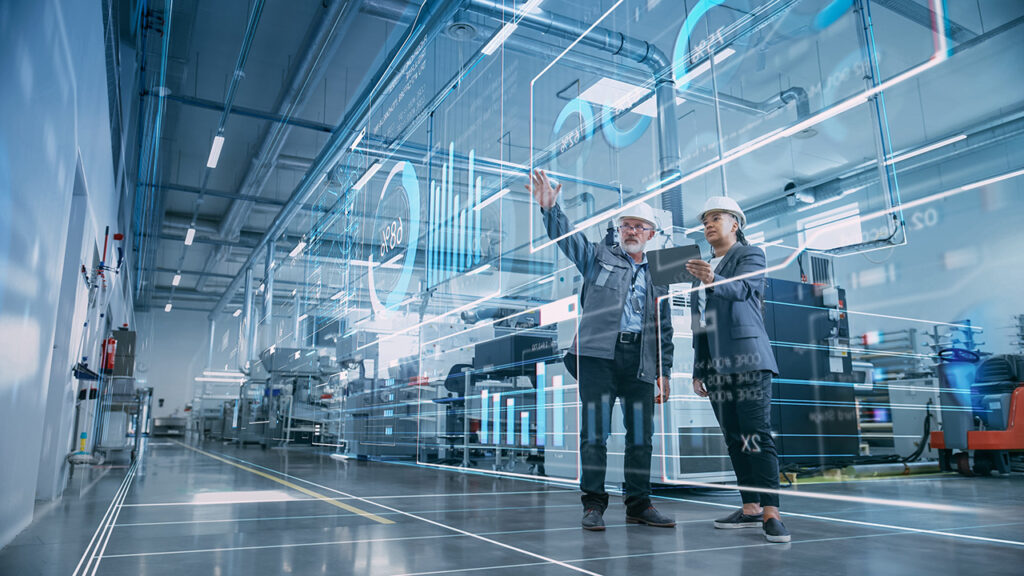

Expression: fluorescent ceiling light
xmin=289 ymin=241 xmax=307 ymax=258
xmin=184 ymin=227 xmax=196 ymax=246
xmin=203 ymin=370 xmax=244 ymax=377
xmin=482 ymin=1 xmax=543 ymax=55
xmin=475 ymin=188 xmax=510 ymax=211
xmin=233 ymin=309 xmax=242 ymax=317
xmin=467 ymin=263 xmax=491 ymax=276
xmin=171 ymin=273 xmax=181 ymax=286
xmin=330 ymin=290 xmax=346 ymax=300
xmin=777 ymin=94 xmax=866 ymax=140
xmin=353 ymin=161 xmax=382 ymax=191
xmin=886 ymin=134 xmax=966 ymax=165
xmin=520 ymin=0 xmax=545 ymax=13
xmin=206 ymin=135 xmax=225 ymax=168
xmin=580 ymin=77 xmax=685 ymax=118
xmin=676 ymin=47 xmax=736 ymax=87
xmin=538 ymin=275 xmax=555 ymax=285
xmin=297 ymin=313 xmax=308 ymax=322
xmin=164 ymin=303 xmax=173 ymax=312
xmin=349 ymin=258 xmax=402 ymax=270
xmin=482 ymin=22 xmax=518 ymax=55
xmin=350 ymin=128 xmax=366 ymax=150
xmin=195 ymin=376 xmax=245 ymax=383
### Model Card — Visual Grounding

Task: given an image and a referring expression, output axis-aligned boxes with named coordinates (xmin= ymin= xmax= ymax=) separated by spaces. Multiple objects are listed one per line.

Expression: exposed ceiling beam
xmin=147 ymin=91 xmax=335 ymax=133
xmin=146 ymin=181 xmax=285 ymax=207
xmin=147 ymin=181 xmax=330 ymax=212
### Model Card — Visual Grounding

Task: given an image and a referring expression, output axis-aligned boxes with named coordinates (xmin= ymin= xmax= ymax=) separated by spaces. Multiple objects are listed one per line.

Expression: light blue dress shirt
xmin=619 ymin=256 xmax=648 ymax=333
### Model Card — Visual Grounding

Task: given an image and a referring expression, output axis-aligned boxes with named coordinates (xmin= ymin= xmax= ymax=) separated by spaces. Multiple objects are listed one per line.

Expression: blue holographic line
xmin=535 ymin=363 xmax=546 ymax=447
xmin=506 ymin=398 xmax=515 ymax=445
xmin=553 ymin=375 xmax=564 ymax=447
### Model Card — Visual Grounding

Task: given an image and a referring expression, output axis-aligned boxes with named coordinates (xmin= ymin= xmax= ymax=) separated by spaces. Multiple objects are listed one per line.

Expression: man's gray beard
xmin=623 ymin=240 xmax=645 ymax=254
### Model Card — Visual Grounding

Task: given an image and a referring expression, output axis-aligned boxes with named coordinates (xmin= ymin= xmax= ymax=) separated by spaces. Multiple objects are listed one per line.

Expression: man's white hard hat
xmin=698 ymin=196 xmax=746 ymax=229
xmin=618 ymin=202 xmax=658 ymax=229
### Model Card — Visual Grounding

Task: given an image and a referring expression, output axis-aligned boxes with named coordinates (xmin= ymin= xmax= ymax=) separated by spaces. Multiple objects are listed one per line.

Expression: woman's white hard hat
xmin=698 ymin=196 xmax=746 ymax=228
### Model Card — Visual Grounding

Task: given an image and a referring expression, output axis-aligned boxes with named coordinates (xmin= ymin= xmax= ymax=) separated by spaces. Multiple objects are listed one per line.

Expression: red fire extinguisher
xmin=103 ymin=338 xmax=117 ymax=373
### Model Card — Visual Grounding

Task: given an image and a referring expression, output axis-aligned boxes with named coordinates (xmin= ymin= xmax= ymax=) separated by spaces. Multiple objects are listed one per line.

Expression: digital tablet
xmin=647 ymin=244 xmax=703 ymax=286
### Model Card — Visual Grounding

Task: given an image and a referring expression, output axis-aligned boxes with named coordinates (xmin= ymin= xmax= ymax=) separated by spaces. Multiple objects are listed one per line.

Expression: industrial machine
xmin=259 ymin=346 xmax=323 ymax=446
xmin=764 ymin=278 xmax=861 ymax=466
xmin=340 ymin=372 xmax=422 ymax=459
xmin=932 ymin=353 xmax=1024 ymax=475
xmin=314 ymin=278 xmax=863 ymax=482
xmin=416 ymin=331 xmax=558 ymax=472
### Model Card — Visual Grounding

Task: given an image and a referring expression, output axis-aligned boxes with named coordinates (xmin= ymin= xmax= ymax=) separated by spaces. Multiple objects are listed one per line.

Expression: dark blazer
xmin=690 ymin=243 xmax=779 ymax=380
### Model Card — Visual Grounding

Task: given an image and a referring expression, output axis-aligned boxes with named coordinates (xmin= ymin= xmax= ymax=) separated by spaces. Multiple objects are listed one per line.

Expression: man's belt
xmin=617 ymin=332 xmax=641 ymax=344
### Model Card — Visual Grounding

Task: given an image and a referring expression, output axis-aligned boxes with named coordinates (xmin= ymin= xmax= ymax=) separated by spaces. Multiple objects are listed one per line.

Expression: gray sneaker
xmin=581 ymin=508 xmax=605 ymax=531
xmin=714 ymin=509 xmax=763 ymax=529
xmin=763 ymin=517 xmax=791 ymax=543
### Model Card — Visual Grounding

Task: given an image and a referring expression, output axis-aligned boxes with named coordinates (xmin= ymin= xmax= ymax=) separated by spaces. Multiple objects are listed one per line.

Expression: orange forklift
xmin=931 ymin=353 xmax=1024 ymax=475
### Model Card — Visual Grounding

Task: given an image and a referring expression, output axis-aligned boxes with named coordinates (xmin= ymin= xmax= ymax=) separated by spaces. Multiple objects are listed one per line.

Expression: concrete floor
xmin=2 ymin=439 xmax=1022 ymax=575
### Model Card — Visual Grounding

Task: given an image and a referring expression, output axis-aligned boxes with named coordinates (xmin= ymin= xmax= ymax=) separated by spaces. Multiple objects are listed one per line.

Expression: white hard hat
xmin=698 ymin=196 xmax=746 ymax=228
xmin=618 ymin=202 xmax=658 ymax=229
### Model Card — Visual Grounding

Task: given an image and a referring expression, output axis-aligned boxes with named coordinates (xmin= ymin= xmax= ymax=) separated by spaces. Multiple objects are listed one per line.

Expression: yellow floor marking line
xmin=170 ymin=440 xmax=393 ymax=525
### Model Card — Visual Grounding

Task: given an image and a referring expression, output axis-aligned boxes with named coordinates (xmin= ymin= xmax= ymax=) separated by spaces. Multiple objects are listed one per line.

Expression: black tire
xmin=973 ymin=451 xmax=994 ymax=476
xmin=954 ymin=452 xmax=973 ymax=476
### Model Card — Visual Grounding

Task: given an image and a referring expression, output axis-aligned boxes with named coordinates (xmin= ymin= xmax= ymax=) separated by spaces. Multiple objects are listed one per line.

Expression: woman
xmin=684 ymin=196 xmax=789 ymax=543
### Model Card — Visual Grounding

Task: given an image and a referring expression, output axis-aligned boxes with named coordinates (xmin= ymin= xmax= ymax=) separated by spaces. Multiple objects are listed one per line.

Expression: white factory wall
xmin=0 ymin=0 xmax=131 ymax=548
xmin=136 ymin=310 xmax=210 ymax=420
xmin=136 ymin=309 xmax=289 ymax=419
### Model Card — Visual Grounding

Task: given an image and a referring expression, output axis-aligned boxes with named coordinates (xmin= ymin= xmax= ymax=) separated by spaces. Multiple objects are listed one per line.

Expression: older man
xmin=527 ymin=169 xmax=675 ymax=531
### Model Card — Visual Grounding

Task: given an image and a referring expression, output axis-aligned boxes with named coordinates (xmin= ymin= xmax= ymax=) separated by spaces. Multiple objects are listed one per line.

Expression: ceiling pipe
xmin=214 ymin=0 xmax=266 ymax=138
xmin=194 ymin=0 xmax=363 ymax=293
xmin=873 ymin=0 xmax=976 ymax=43
xmin=152 ymin=0 xmax=267 ymax=310
xmin=363 ymin=0 xmax=770 ymax=117
xmin=464 ymin=0 xmax=685 ymax=227
xmin=679 ymin=15 xmax=1024 ymax=240
xmin=725 ymin=113 xmax=1024 ymax=243
xmin=208 ymin=0 xmax=470 ymax=319
xmin=464 ymin=0 xmax=801 ymax=229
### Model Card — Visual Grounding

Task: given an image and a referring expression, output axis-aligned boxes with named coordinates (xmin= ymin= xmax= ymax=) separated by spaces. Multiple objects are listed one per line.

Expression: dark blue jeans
xmin=706 ymin=369 xmax=781 ymax=508
xmin=577 ymin=341 xmax=655 ymax=515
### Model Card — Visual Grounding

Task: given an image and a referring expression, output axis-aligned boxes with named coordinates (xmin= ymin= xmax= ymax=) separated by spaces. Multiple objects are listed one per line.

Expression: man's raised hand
xmin=525 ymin=169 xmax=561 ymax=209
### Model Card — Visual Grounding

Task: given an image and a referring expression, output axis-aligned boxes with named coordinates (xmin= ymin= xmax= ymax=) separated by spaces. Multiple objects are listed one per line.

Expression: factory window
xmin=797 ymin=203 xmax=862 ymax=251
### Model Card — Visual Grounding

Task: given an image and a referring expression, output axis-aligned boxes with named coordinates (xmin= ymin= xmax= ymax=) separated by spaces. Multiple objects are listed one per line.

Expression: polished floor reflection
xmin=2 ymin=440 xmax=1022 ymax=575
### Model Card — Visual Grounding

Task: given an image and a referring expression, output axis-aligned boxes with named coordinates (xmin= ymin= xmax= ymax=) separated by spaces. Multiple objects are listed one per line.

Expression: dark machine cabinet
xmin=473 ymin=333 xmax=558 ymax=380
xmin=764 ymin=279 xmax=859 ymax=466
